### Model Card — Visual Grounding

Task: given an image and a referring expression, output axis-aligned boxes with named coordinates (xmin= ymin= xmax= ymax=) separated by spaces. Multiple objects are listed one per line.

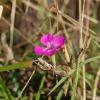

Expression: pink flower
xmin=34 ymin=34 xmax=65 ymax=56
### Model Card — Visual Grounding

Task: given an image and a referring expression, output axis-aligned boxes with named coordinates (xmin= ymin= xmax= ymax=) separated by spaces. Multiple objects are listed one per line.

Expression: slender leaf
xmin=48 ymin=76 xmax=67 ymax=96
xmin=0 ymin=61 xmax=33 ymax=72
xmin=0 ymin=77 xmax=16 ymax=100
xmin=80 ymin=55 xmax=100 ymax=66
xmin=35 ymin=75 xmax=45 ymax=100
xmin=56 ymin=89 xmax=64 ymax=100
xmin=48 ymin=69 xmax=75 ymax=95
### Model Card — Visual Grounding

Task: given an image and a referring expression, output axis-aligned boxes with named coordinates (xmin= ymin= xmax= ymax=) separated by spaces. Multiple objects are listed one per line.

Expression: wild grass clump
xmin=0 ymin=0 xmax=100 ymax=100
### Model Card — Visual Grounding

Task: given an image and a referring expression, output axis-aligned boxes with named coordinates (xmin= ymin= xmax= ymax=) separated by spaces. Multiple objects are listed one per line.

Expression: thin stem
xmin=51 ymin=55 xmax=56 ymax=66
xmin=0 ymin=5 xmax=3 ymax=19
xmin=10 ymin=0 xmax=16 ymax=48
xmin=79 ymin=0 xmax=86 ymax=100
xmin=49 ymin=10 xmax=52 ymax=32
xmin=71 ymin=60 xmax=80 ymax=100
xmin=80 ymin=0 xmax=85 ymax=49
xmin=92 ymin=68 xmax=100 ymax=100
xmin=82 ymin=55 xmax=86 ymax=100
xmin=17 ymin=70 xmax=35 ymax=100
xmin=54 ymin=0 xmax=59 ymax=33
xmin=56 ymin=0 xmax=59 ymax=33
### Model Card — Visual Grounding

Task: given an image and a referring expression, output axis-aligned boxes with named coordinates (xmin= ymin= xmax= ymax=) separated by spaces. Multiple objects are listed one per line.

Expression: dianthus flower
xmin=34 ymin=34 xmax=65 ymax=56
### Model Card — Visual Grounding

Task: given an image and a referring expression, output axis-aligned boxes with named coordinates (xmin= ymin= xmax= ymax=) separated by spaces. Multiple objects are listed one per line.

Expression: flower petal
xmin=54 ymin=34 xmax=65 ymax=48
xmin=34 ymin=46 xmax=44 ymax=55
xmin=40 ymin=34 xmax=54 ymax=45
xmin=43 ymin=49 xmax=56 ymax=56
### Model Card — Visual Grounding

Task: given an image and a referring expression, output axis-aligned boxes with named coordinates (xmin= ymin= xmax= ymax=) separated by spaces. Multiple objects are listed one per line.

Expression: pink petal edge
xmin=34 ymin=46 xmax=44 ymax=55
xmin=43 ymin=49 xmax=56 ymax=56
xmin=40 ymin=34 xmax=54 ymax=45
xmin=54 ymin=34 xmax=65 ymax=48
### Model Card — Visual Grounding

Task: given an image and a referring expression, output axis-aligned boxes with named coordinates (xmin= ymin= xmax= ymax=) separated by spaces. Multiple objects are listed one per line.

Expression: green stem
xmin=71 ymin=60 xmax=80 ymax=100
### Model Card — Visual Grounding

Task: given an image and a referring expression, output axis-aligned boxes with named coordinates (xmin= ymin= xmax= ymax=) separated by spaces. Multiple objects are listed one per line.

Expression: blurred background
xmin=0 ymin=0 xmax=100 ymax=100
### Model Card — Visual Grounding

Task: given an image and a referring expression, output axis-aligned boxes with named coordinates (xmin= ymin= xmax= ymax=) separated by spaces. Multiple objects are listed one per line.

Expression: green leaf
xmin=0 ymin=61 xmax=33 ymax=72
xmin=92 ymin=39 xmax=100 ymax=48
xmin=56 ymin=89 xmax=64 ymax=100
xmin=35 ymin=75 xmax=45 ymax=100
xmin=0 ymin=77 xmax=16 ymax=100
xmin=48 ymin=77 xmax=67 ymax=96
xmin=48 ymin=70 xmax=75 ymax=95
xmin=80 ymin=55 xmax=100 ymax=66
xmin=85 ymin=73 xmax=94 ymax=90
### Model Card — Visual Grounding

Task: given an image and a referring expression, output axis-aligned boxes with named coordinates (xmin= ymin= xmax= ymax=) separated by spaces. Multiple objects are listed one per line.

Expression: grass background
xmin=0 ymin=0 xmax=100 ymax=100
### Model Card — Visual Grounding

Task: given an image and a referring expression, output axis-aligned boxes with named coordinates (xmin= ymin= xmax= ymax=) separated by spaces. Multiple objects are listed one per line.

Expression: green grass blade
xmin=56 ymin=89 xmax=64 ymax=100
xmin=92 ymin=39 xmax=100 ymax=48
xmin=17 ymin=70 xmax=35 ymax=100
xmin=48 ymin=69 xmax=75 ymax=95
xmin=0 ymin=61 xmax=33 ymax=72
xmin=35 ymin=75 xmax=45 ymax=100
xmin=48 ymin=77 xmax=67 ymax=96
xmin=80 ymin=55 xmax=100 ymax=66
xmin=0 ymin=77 xmax=15 ymax=100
